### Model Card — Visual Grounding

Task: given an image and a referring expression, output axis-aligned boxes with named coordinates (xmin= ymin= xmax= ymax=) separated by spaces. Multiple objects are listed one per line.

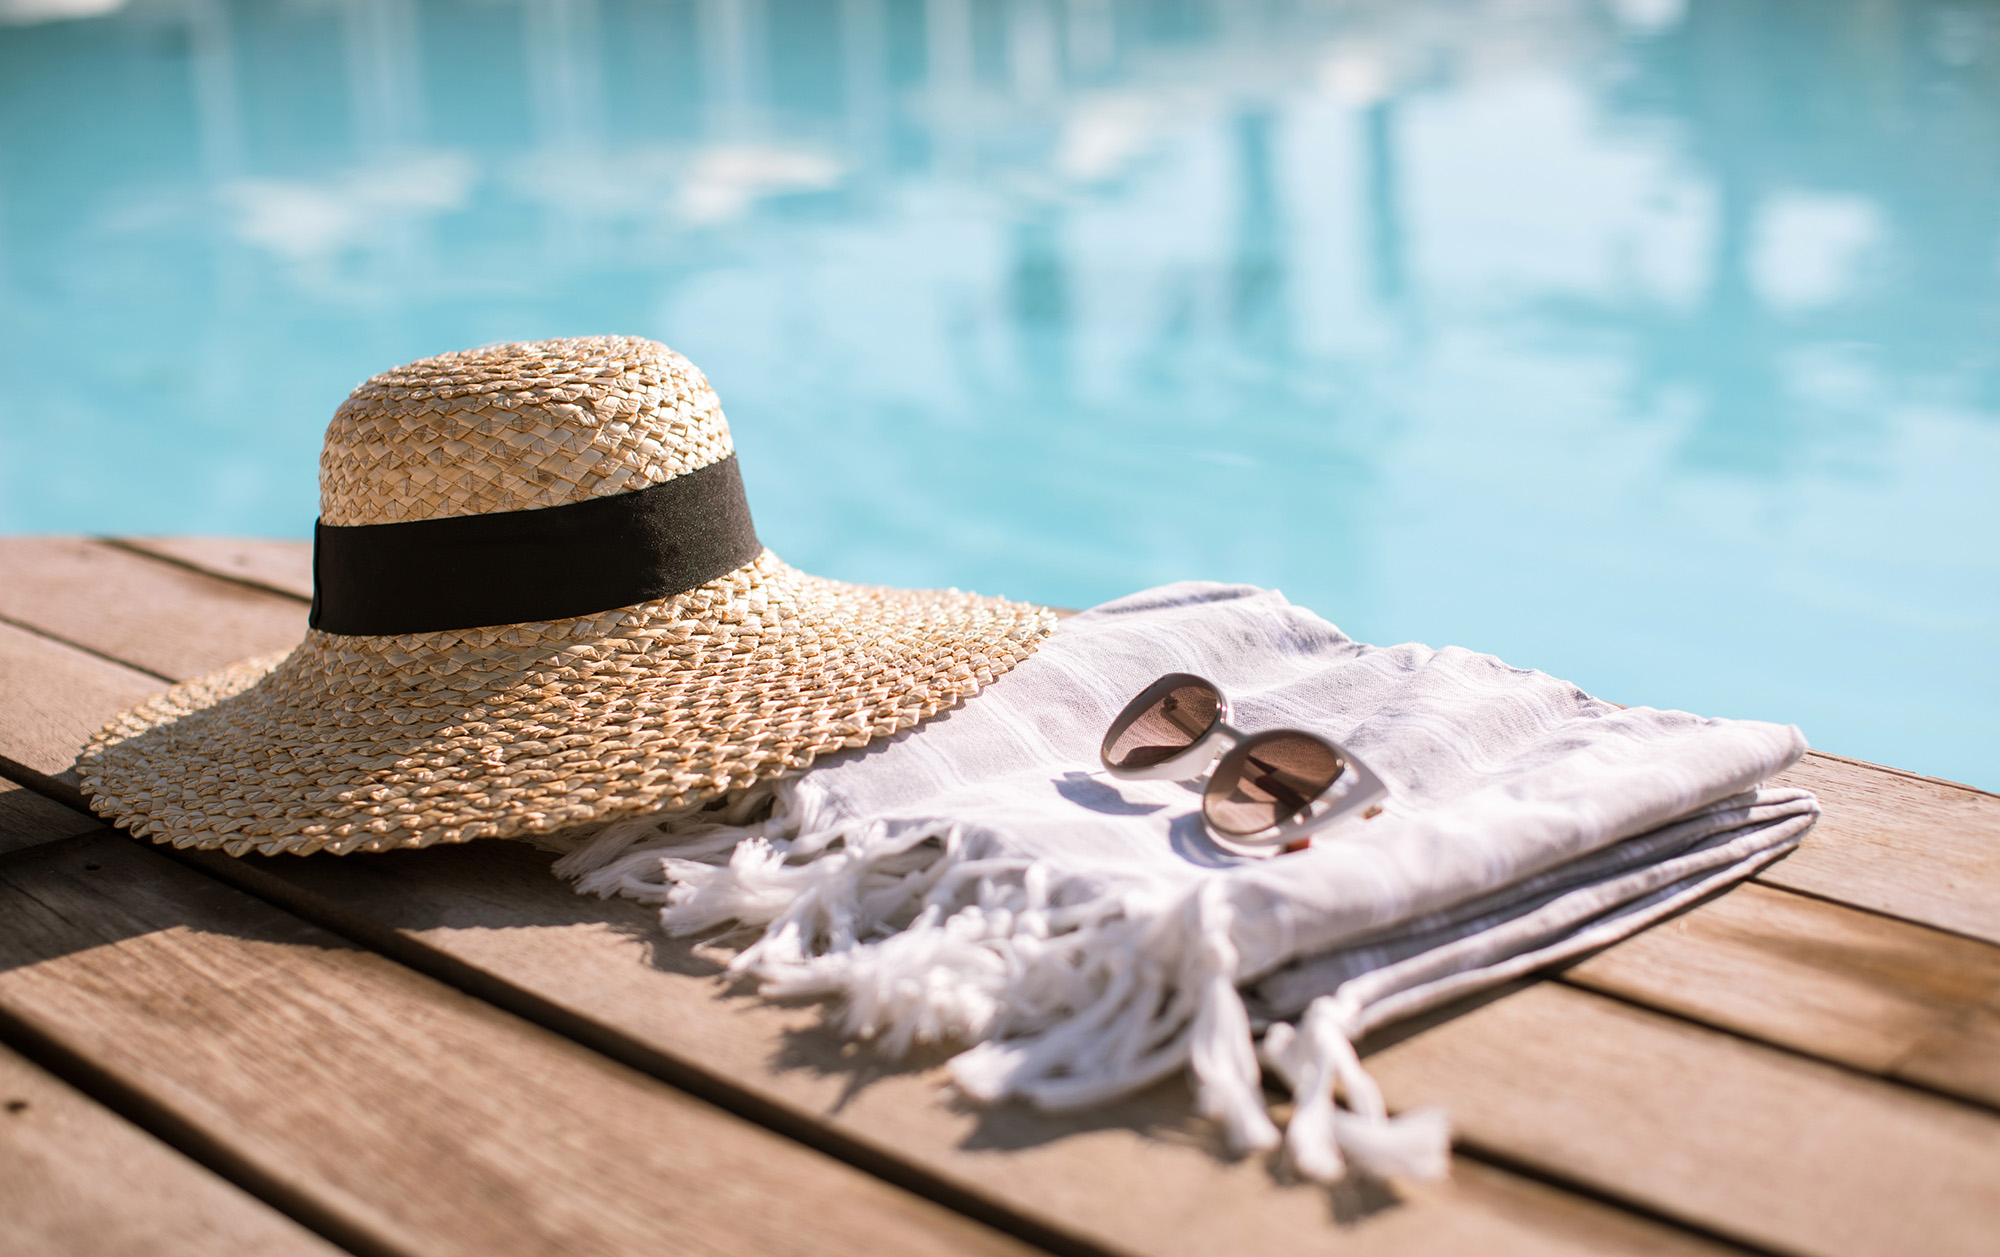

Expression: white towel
xmin=558 ymin=582 xmax=1818 ymax=1183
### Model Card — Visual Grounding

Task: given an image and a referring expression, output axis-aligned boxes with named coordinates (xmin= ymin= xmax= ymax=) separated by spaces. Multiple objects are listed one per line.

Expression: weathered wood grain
xmin=1764 ymin=754 xmax=2000 ymax=946
xmin=0 ymin=537 xmax=305 ymax=682
xmin=1563 ymin=881 xmax=2000 ymax=1109
xmin=0 ymin=1041 xmax=349 ymax=1257
xmin=1896 ymin=1001 xmax=2000 ymax=1109
xmin=0 ymin=831 xmax=1037 ymax=1257
xmin=191 ymin=828 xmax=2000 ymax=1257
xmin=1367 ymin=980 xmax=2000 ymax=1257
xmin=19 ymin=536 xmax=2000 ymax=1255
xmin=109 ymin=536 xmax=315 ymax=602
xmin=0 ymin=619 xmax=164 ymax=778
xmin=0 ymin=777 xmax=101 ymax=855
xmin=175 ymin=833 xmax=1750 ymax=1257
xmin=0 ymin=612 xmax=1750 ymax=1257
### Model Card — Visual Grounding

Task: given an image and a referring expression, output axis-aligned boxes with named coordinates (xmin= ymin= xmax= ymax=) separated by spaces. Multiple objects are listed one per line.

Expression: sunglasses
xmin=1099 ymin=673 xmax=1388 ymax=849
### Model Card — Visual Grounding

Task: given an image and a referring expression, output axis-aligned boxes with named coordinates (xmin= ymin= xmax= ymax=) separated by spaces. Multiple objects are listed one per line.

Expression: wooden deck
xmin=1 ymin=535 xmax=1996 ymax=1257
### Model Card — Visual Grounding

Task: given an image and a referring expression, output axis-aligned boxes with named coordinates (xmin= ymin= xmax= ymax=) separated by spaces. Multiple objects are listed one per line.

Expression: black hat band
xmin=309 ymin=453 xmax=762 ymax=636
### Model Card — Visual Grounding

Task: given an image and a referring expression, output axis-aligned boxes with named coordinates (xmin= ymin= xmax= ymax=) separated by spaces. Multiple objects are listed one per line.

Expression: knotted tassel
xmin=1260 ymin=994 xmax=1452 ymax=1183
xmin=1186 ymin=881 xmax=1281 ymax=1155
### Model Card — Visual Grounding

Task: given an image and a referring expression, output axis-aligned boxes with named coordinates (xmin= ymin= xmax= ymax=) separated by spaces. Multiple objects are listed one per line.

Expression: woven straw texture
xmin=77 ymin=337 xmax=1055 ymax=856
xmin=320 ymin=335 xmax=733 ymax=525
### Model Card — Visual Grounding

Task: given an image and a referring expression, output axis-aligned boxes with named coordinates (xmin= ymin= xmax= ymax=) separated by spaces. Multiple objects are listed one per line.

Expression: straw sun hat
xmin=78 ymin=336 xmax=1056 ymax=857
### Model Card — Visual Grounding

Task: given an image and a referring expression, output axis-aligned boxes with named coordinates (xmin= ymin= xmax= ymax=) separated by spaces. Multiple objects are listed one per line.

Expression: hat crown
xmin=319 ymin=336 xmax=734 ymax=526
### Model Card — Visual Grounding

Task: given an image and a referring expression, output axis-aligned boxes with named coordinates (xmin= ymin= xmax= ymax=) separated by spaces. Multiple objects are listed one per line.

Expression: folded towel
xmin=559 ymin=582 xmax=1818 ymax=1182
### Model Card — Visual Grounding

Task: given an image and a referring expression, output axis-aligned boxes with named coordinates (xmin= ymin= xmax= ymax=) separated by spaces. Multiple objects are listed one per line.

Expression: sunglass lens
xmin=1103 ymin=677 xmax=1221 ymax=771
xmin=1204 ymin=733 xmax=1346 ymax=836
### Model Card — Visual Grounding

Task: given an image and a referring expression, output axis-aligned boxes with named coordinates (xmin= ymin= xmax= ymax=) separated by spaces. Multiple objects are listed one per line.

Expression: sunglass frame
xmin=1099 ymin=672 xmax=1389 ymax=847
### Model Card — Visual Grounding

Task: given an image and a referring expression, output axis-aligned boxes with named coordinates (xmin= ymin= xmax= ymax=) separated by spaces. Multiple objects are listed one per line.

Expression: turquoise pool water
xmin=1 ymin=0 xmax=1995 ymax=788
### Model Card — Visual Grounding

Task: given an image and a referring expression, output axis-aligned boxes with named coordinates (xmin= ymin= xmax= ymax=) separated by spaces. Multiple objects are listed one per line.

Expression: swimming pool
xmin=1 ymin=0 xmax=1994 ymax=788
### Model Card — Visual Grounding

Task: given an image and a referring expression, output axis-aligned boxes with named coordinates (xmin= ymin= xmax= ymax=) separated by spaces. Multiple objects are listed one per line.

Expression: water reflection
xmin=0 ymin=0 xmax=1994 ymax=785
xmin=1545 ymin=0 xmax=2000 ymax=481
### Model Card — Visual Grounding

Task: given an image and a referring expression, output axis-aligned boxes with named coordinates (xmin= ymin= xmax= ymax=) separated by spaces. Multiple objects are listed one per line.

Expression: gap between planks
xmin=104 ymin=536 xmax=316 ymax=603
xmin=6 ymin=536 xmax=2000 ymax=1255
xmin=0 ymin=1039 xmax=348 ymax=1257
xmin=0 ymin=777 xmax=100 ymax=856
xmin=0 ymin=831 xmax=1041 ymax=1257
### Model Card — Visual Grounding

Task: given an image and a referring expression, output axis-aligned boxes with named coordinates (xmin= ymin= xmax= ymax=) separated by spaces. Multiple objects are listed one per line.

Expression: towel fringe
xmin=554 ymin=794 xmax=1449 ymax=1184
xmin=1260 ymin=997 xmax=1453 ymax=1183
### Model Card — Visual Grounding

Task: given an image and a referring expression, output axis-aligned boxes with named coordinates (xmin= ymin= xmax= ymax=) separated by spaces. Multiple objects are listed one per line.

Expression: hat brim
xmin=77 ymin=551 xmax=1055 ymax=856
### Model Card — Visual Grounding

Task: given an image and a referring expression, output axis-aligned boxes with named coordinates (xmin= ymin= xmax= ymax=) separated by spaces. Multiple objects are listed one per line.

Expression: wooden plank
xmin=0 ymin=537 xmax=305 ymax=683
xmin=0 ymin=831 xmax=1038 ymax=1257
xmin=39 ymin=536 xmax=2000 ymax=1248
xmin=1896 ymin=1001 xmax=2000 ymax=1110
xmin=1366 ymin=981 xmax=2000 ymax=1257
xmin=0 ymin=777 xmax=102 ymax=855
xmin=1764 ymin=753 xmax=2000 ymax=946
xmin=185 ymin=825 xmax=2000 ymax=1257
xmin=0 ymin=1040 xmax=349 ymax=1257
xmin=1563 ymin=881 xmax=2000 ymax=1109
xmin=0 ymin=619 xmax=163 ymax=779
xmin=0 ymin=631 xmax=1745 ymax=1256
xmin=177 ymin=833 xmax=1756 ymax=1257
xmin=109 ymin=536 xmax=315 ymax=601
xmin=19 ymin=544 xmax=2000 ymax=1257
